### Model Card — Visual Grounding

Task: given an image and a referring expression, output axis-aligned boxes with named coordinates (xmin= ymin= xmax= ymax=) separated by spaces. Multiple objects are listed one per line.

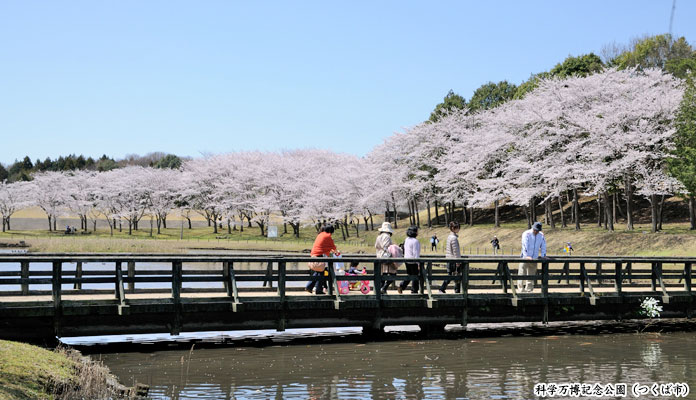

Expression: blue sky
xmin=1 ymin=0 xmax=694 ymax=165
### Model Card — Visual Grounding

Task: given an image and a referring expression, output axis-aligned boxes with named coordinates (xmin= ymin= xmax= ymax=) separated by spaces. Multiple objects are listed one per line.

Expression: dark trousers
xmin=440 ymin=263 xmax=461 ymax=293
xmin=306 ymin=269 xmax=327 ymax=293
xmin=400 ymin=263 xmax=420 ymax=293
xmin=381 ymin=273 xmax=396 ymax=292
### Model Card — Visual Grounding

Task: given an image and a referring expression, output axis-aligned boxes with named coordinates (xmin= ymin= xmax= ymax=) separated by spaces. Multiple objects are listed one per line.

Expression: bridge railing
xmin=0 ymin=255 xmax=693 ymax=309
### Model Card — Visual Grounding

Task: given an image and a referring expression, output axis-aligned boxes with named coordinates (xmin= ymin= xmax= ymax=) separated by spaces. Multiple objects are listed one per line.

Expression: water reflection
xmin=99 ymin=331 xmax=695 ymax=400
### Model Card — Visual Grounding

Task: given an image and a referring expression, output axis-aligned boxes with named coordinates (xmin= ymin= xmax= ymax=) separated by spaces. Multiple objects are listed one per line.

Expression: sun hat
xmin=378 ymin=222 xmax=394 ymax=234
xmin=532 ymin=222 xmax=542 ymax=231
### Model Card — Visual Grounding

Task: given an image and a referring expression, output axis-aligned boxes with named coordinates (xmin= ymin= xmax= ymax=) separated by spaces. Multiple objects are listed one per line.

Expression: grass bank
xmin=0 ymin=340 xmax=139 ymax=400
xmin=3 ymin=220 xmax=696 ymax=256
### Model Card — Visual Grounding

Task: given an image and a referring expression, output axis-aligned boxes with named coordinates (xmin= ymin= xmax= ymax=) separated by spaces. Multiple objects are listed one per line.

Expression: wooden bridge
xmin=0 ymin=254 xmax=694 ymax=342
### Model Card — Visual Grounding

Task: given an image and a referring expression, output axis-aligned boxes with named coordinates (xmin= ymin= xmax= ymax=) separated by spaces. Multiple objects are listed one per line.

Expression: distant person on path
xmin=375 ymin=222 xmax=396 ymax=294
xmin=439 ymin=221 xmax=461 ymax=293
xmin=430 ymin=235 xmax=439 ymax=251
xmin=399 ymin=225 xmax=421 ymax=294
xmin=306 ymin=224 xmax=337 ymax=295
xmin=517 ymin=221 xmax=547 ymax=293
xmin=563 ymin=242 xmax=574 ymax=255
xmin=491 ymin=236 xmax=500 ymax=255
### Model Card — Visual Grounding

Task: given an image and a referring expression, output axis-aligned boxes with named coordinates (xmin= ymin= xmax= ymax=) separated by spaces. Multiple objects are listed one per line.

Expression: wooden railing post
xmin=461 ymin=262 xmax=469 ymax=326
xmin=614 ymin=262 xmax=622 ymax=295
xmin=171 ymin=261 xmax=182 ymax=335
xmin=596 ymin=262 xmax=603 ymax=285
xmin=651 ymin=262 xmax=657 ymax=292
xmin=73 ymin=261 xmax=82 ymax=290
xmin=502 ymin=262 xmax=509 ymax=294
xmin=277 ymin=261 xmax=287 ymax=331
xmin=327 ymin=261 xmax=335 ymax=297
xmin=580 ymin=262 xmax=585 ymax=293
xmin=115 ymin=261 xmax=127 ymax=314
xmin=542 ymin=261 xmax=549 ymax=324
xmin=418 ymin=262 xmax=425 ymax=295
xmin=373 ymin=261 xmax=381 ymax=301
xmin=52 ymin=261 xmax=62 ymax=336
xmin=127 ymin=261 xmax=135 ymax=293
xmin=684 ymin=262 xmax=692 ymax=293
xmin=20 ymin=261 xmax=29 ymax=295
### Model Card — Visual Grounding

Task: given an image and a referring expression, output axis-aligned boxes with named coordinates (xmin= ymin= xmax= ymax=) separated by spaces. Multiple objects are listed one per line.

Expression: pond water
xmin=86 ymin=324 xmax=695 ymax=400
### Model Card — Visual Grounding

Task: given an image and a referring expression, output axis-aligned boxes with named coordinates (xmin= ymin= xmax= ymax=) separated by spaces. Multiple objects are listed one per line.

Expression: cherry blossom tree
xmin=0 ymin=181 xmax=31 ymax=232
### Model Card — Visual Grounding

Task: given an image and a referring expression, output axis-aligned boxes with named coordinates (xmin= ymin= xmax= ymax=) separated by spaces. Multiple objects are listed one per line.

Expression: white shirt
xmin=521 ymin=229 xmax=546 ymax=259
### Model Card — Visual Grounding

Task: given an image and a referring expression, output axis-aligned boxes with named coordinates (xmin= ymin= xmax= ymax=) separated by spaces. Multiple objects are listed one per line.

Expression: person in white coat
xmin=517 ymin=221 xmax=547 ymax=292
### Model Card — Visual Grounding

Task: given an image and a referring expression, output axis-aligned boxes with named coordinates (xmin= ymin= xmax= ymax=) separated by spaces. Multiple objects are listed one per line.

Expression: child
xmin=347 ymin=261 xmax=363 ymax=275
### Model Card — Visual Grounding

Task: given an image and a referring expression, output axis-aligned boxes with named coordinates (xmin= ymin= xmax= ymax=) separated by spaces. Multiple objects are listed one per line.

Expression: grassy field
xmin=3 ymin=219 xmax=696 ymax=256
xmin=0 ymin=340 xmax=118 ymax=400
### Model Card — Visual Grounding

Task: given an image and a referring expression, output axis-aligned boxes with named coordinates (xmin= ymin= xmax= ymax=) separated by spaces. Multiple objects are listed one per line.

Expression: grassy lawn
xmin=3 ymin=219 xmax=696 ymax=255
xmin=0 ymin=340 xmax=77 ymax=400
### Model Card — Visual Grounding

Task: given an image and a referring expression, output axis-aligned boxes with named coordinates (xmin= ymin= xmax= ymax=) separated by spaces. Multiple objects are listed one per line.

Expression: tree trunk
xmin=650 ymin=194 xmax=658 ymax=233
xmin=524 ymin=206 xmax=531 ymax=229
xmin=658 ymin=194 xmax=666 ymax=231
xmin=2 ymin=218 xmax=5 ymax=232
xmin=612 ymin=193 xmax=617 ymax=225
xmin=530 ymin=197 xmax=537 ymax=223
xmin=162 ymin=216 xmax=167 ymax=229
xmin=415 ymin=199 xmax=420 ymax=227
xmin=625 ymin=177 xmax=634 ymax=230
xmin=228 ymin=218 xmax=232 ymax=234
xmin=690 ymin=195 xmax=696 ymax=230
xmin=119 ymin=222 xmax=122 ymax=232
xmin=597 ymin=197 xmax=602 ymax=227
xmin=213 ymin=216 xmax=218 ymax=234
xmin=47 ymin=215 xmax=52 ymax=231
xmin=434 ymin=200 xmax=440 ymax=225
xmin=573 ymin=188 xmax=581 ymax=231
xmin=344 ymin=215 xmax=350 ymax=238
xmin=468 ymin=207 xmax=473 ymax=227
xmin=408 ymin=200 xmax=414 ymax=226
xmin=603 ymin=191 xmax=614 ymax=231
xmin=616 ymin=192 xmax=626 ymax=219
xmin=547 ymin=200 xmax=556 ymax=229
xmin=93 ymin=219 xmax=97 ymax=232
xmin=256 ymin=221 xmax=265 ymax=236
xmin=370 ymin=214 xmax=374 ymax=230
xmin=128 ymin=221 xmax=132 ymax=235
xmin=187 ymin=217 xmax=192 ymax=229
xmin=156 ymin=215 xmax=161 ymax=235
xmin=207 ymin=216 xmax=211 ymax=227
xmin=427 ymin=199 xmax=432 ymax=228
xmin=558 ymin=197 xmax=566 ymax=228
xmin=494 ymin=200 xmax=500 ymax=228
xmin=284 ymin=223 xmax=287 ymax=234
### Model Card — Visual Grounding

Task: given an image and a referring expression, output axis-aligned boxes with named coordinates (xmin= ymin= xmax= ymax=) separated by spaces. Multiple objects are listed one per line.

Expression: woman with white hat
xmin=375 ymin=222 xmax=396 ymax=294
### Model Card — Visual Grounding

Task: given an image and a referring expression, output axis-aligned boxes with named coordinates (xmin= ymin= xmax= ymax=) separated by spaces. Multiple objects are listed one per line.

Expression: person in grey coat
xmin=439 ymin=221 xmax=461 ymax=293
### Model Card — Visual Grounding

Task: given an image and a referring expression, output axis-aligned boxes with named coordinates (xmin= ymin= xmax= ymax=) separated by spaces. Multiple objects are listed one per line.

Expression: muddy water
xmin=94 ymin=328 xmax=696 ymax=400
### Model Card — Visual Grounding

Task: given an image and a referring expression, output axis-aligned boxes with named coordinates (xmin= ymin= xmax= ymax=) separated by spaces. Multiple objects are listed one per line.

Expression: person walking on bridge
xmin=517 ymin=221 xmax=547 ymax=293
xmin=439 ymin=221 xmax=461 ymax=293
xmin=307 ymin=224 xmax=338 ymax=295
